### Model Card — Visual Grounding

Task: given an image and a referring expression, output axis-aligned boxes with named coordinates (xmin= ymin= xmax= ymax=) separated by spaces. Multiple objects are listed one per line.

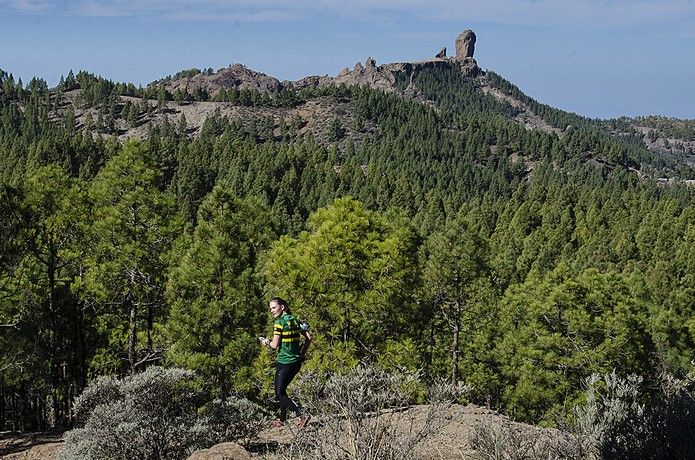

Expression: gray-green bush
xmin=197 ymin=397 xmax=272 ymax=447
xmin=565 ymin=371 xmax=695 ymax=459
xmin=59 ymin=366 xmax=269 ymax=460
xmin=471 ymin=419 xmax=577 ymax=460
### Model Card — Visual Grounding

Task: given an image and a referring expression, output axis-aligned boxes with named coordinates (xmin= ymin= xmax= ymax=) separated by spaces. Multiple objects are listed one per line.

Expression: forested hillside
xmin=1 ymin=58 xmax=695 ymax=442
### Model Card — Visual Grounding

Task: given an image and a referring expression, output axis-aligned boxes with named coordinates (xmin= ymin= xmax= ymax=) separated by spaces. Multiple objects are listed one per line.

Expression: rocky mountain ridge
xmin=39 ymin=29 xmax=695 ymax=174
xmin=52 ymin=30 xmax=500 ymax=149
xmin=161 ymin=30 xmax=482 ymax=98
xmin=69 ymin=29 xmax=564 ymax=145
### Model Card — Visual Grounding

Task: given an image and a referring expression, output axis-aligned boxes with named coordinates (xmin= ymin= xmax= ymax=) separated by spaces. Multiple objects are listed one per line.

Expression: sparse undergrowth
xmin=20 ymin=365 xmax=695 ymax=460
xmin=58 ymin=367 xmax=270 ymax=460
xmin=269 ymin=365 xmax=470 ymax=460
xmin=470 ymin=371 xmax=695 ymax=460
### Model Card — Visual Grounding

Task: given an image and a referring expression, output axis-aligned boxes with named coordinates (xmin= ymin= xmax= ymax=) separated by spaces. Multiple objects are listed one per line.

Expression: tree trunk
xmin=0 ymin=383 xmax=5 ymax=430
xmin=47 ymin=245 xmax=59 ymax=428
xmin=219 ymin=310 xmax=229 ymax=395
xmin=34 ymin=395 xmax=41 ymax=431
xmin=147 ymin=305 xmax=153 ymax=352
xmin=11 ymin=388 xmax=17 ymax=431
xmin=343 ymin=303 xmax=350 ymax=343
xmin=451 ymin=302 xmax=461 ymax=385
xmin=127 ymin=293 xmax=137 ymax=375
xmin=426 ymin=312 xmax=435 ymax=374
xmin=79 ymin=302 xmax=87 ymax=388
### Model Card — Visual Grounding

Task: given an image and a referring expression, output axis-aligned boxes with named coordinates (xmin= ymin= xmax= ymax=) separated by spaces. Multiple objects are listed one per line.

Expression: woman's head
xmin=269 ymin=297 xmax=290 ymax=318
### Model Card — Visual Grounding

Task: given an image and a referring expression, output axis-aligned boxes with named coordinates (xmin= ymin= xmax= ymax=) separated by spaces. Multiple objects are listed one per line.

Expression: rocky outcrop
xmin=292 ymin=56 xmax=481 ymax=94
xmin=291 ymin=74 xmax=333 ymax=90
xmin=459 ymin=57 xmax=482 ymax=77
xmin=331 ymin=57 xmax=399 ymax=92
xmin=165 ymin=64 xmax=282 ymax=97
xmin=453 ymin=30 xmax=481 ymax=77
xmin=161 ymin=31 xmax=482 ymax=97
xmin=186 ymin=442 xmax=251 ymax=460
xmin=456 ymin=30 xmax=476 ymax=59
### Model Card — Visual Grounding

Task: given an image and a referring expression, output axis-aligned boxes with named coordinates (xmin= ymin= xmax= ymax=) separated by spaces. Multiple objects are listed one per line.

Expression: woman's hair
xmin=270 ymin=296 xmax=290 ymax=313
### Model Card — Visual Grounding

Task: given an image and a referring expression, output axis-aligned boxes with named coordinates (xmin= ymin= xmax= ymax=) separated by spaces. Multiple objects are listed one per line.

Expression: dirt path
xmin=0 ymin=431 xmax=63 ymax=459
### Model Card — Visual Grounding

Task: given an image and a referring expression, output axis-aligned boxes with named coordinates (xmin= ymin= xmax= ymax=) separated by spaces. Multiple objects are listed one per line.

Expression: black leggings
xmin=274 ymin=361 xmax=302 ymax=421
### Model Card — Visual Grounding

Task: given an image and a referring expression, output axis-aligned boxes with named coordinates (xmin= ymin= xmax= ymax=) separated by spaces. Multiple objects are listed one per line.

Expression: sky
xmin=1 ymin=0 xmax=694 ymax=120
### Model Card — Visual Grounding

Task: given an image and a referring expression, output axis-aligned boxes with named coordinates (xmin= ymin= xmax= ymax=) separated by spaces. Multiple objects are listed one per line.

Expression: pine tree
xmin=78 ymin=141 xmax=181 ymax=375
xmin=263 ymin=197 xmax=419 ymax=370
xmin=421 ymin=214 xmax=488 ymax=384
xmin=165 ymin=187 xmax=274 ymax=393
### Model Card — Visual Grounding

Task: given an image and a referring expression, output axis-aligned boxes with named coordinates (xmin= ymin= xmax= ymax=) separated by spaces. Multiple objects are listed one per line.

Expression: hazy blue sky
xmin=1 ymin=0 xmax=694 ymax=119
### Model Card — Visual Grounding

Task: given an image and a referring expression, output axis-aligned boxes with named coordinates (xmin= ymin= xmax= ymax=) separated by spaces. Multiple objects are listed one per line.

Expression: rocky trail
xmin=0 ymin=404 xmax=568 ymax=460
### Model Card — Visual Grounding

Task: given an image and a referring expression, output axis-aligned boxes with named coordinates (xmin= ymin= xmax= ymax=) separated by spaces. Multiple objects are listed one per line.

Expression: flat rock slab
xmin=187 ymin=442 xmax=251 ymax=460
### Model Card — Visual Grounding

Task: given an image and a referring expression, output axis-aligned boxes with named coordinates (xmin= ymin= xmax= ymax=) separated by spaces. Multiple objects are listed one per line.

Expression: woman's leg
xmin=274 ymin=362 xmax=302 ymax=421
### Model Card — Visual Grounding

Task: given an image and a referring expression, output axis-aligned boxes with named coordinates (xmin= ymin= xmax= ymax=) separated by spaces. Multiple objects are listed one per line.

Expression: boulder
xmin=186 ymin=442 xmax=251 ymax=460
xmin=435 ymin=47 xmax=447 ymax=59
xmin=455 ymin=30 xmax=476 ymax=59
xmin=365 ymin=57 xmax=377 ymax=69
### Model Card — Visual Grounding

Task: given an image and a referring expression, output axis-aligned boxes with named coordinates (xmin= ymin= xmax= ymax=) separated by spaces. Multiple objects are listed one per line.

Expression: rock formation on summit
xmin=295 ymin=30 xmax=482 ymax=92
xmin=455 ymin=30 xmax=481 ymax=77
xmin=329 ymin=57 xmax=400 ymax=92
xmin=164 ymin=63 xmax=281 ymax=97
xmin=456 ymin=30 xmax=476 ymax=59
xmin=165 ymin=30 xmax=482 ymax=98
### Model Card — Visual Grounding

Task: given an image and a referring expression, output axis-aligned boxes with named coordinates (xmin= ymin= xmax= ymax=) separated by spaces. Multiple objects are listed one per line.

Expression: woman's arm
xmin=259 ymin=331 xmax=282 ymax=350
xmin=269 ymin=332 xmax=281 ymax=350
xmin=300 ymin=330 xmax=312 ymax=357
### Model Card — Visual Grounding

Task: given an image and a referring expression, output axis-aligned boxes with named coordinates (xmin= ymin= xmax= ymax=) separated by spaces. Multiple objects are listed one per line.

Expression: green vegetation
xmin=633 ymin=115 xmax=695 ymax=142
xmin=1 ymin=64 xmax=695 ymax=439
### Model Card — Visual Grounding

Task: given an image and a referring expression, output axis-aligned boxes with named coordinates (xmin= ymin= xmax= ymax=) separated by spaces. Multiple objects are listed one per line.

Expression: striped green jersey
xmin=274 ymin=313 xmax=302 ymax=364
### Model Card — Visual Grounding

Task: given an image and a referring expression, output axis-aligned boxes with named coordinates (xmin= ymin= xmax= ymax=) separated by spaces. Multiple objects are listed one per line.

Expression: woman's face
xmin=269 ymin=301 xmax=284 ymax=318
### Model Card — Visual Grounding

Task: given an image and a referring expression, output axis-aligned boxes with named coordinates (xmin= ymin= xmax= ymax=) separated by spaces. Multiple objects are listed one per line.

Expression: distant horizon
xmin=2 ymin=1 xmax=694 ymax=120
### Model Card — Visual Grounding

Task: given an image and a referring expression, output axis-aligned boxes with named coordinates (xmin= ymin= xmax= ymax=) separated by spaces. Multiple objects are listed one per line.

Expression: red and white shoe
xmin=272 ymin=419 xmax=285 ymax=428
xmin=297 ymin=414 xmax=311 ymax=429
